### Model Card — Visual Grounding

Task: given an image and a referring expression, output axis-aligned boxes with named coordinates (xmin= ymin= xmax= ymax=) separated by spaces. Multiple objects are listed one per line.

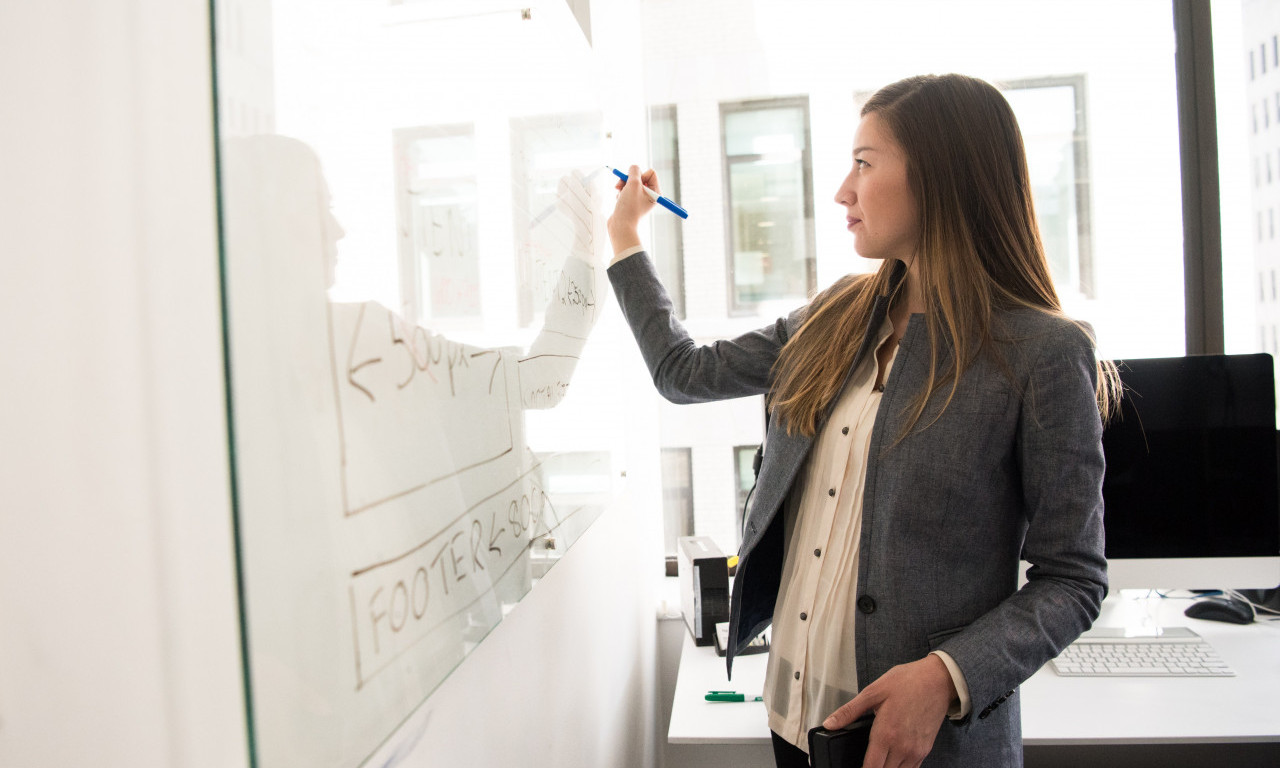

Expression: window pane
xmin=649 ymin=105 xmax=686 ymax=318
xmin=723 ymin=100 xmax=815 ymax=311
xmin=660 ymin=448 xmax=695 ymax=557
xmin=724 ymin=107 xmax=806 ymax=156
xmin=1003 ymin=79 xmax=1093 ymax=299
xmin=510 ymin=113 xmax=603 ymax=326
xmin=733 ymin=445 xmax=758 ymax=541
xmin=1219 ymin=0 xmax=1280 ymax=399
xmin=394 ymin=126 xmax=481 ymax=322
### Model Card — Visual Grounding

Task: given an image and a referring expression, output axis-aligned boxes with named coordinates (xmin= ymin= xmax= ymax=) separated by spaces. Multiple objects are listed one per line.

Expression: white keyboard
xmin=1051 ymin=627 xmax=1235 ymax=677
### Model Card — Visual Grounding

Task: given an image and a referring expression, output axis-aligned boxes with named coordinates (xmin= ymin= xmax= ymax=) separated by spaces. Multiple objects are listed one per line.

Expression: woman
xmin=607 ymin=74 xmax=1117 ymax=767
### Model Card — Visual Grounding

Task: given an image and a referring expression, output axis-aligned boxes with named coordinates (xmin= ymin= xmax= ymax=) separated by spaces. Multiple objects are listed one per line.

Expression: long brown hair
xmin=771 ymin=74 xmax=1119 ymax=437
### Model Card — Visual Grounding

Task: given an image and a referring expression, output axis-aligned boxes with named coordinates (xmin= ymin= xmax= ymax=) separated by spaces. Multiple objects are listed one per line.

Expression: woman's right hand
xmin=606 ymin=164 xmax=659 ymax=256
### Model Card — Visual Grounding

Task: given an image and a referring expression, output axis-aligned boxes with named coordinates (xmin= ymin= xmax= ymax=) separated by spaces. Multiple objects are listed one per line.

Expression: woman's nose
xmin=835 ymin=175 xmax=855 ymax=206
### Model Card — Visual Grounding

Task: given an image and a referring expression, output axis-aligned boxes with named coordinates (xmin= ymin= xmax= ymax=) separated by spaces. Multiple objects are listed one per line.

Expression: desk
xmin=667 ymin=593 xmax=1280 ymax=768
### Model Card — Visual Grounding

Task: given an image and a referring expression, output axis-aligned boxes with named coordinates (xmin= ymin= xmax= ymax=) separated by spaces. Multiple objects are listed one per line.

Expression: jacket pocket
xmin=926 ymin=625 xmax=968 ymax=650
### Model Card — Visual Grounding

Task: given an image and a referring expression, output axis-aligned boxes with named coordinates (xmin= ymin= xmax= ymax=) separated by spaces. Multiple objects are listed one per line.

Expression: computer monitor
xmin=1102 ymin=353 xmax=1280 ymax=590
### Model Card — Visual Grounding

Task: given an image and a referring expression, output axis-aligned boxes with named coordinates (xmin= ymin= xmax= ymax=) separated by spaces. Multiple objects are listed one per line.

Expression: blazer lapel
xmin=740 ymin=259 xmax=907 ymax=552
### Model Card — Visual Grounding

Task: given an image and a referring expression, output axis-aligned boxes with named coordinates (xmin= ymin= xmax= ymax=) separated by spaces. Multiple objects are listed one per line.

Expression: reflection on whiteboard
xmin=221 ymin=135 xmax=608 ymax=768
xmin=393 ymin=126 xmax=483 ymax=321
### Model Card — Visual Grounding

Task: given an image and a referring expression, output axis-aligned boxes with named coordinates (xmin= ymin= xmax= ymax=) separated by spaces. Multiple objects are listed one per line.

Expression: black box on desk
xmin=677 ymin=536 xmax=729 ymax=646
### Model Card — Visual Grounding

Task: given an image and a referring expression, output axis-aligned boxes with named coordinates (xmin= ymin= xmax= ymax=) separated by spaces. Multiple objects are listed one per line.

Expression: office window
xmin=1219 ymin=0 xmax=1280 ymax=414
xmin=661 ymin=448 xmax=694 ymax=559
xmin=510 ymin=113 xmax=603 ymax=326
xmin=732 ymin=445 xmax=758 ymax=545
xmin=721 ymin=97 xmax=816 ymax=314
xmin=1003 ymin=77 xmax=1095 ymax=299
xmin=649 ymin=105 xmax=686 ymax=318
xmin=393 ymin=125 xmax=480 ymax=324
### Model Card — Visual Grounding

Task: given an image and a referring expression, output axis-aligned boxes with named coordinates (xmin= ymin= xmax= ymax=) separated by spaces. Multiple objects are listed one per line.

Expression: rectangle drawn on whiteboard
xmin=347 ymin=467 xmax=554 ymax=688
xmin=330 ymin=301 xmax=515 ymax=516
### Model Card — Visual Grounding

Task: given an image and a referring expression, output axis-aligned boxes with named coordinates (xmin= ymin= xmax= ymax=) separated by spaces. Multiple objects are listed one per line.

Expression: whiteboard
xmin=214 ymin=3 xmax=617 ymax=766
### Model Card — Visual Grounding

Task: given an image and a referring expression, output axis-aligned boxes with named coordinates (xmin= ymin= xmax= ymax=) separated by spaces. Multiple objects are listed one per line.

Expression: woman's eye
xmin=854 ymin=158 xmax=868 ymax=170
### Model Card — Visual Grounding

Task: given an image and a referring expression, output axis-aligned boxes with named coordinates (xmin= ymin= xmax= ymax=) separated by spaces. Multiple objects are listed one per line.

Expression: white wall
xmin=0 ymin=2 xmax=246 ymax=767
xmin=0 ymin=2 xmax=663 ymax=767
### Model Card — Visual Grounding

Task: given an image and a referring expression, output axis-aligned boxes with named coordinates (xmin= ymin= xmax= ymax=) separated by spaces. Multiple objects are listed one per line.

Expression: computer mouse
xmin=1183 ymin=596 xmax=1254 ymax=625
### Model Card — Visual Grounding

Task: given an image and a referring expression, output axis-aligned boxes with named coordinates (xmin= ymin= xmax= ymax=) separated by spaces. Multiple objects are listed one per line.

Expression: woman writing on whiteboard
xmin=606 ymin=74 xmax=1117 ymax=767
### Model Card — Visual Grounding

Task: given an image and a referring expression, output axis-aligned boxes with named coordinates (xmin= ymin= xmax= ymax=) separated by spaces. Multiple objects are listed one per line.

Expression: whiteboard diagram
xmin=219 ymin=127 xmax=610 ymax=768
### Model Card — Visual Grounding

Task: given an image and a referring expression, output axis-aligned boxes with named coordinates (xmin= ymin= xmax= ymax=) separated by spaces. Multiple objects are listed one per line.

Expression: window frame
xmin=1001 ymin=74 xmax=1097 ymax=299
xmin=1175 ymin=0 xmax=1224 ymax=354
xmin=649 ymin=104 xmax=687 ymax=318
xmin=393 ymin=122 xmax=479 ymax=325
xmin=660 ymin=446 xmax=695 ymax=576
xmin=719 ymin=95 xmax=818 ymax=316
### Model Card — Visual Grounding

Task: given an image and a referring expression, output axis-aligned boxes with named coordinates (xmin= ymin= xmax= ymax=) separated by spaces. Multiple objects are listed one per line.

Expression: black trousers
xmin=771 ymin=731 xmax=810 ymax=768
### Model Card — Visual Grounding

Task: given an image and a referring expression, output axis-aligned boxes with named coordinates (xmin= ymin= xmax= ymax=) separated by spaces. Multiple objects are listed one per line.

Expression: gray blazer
xmin=609 ymin=253 xmax=1107 ymax=766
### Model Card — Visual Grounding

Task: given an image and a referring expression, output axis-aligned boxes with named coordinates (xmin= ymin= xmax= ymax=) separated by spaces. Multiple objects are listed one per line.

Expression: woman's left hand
xmin=822 ymin=654 xmax=956 ymax=768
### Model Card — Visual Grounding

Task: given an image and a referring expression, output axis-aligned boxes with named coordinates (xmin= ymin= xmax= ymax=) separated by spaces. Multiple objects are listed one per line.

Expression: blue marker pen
xmin=609 ymin=166 xmax=689 ymax=219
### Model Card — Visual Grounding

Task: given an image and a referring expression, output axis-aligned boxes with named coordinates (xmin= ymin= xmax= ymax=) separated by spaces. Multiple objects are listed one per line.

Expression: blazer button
xmin=857 ymin=595 xmax=876 ymax=614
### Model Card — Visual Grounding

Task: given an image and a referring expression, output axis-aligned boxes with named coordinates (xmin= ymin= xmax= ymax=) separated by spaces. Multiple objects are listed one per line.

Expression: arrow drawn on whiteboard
xmin=488 ymin=510 xmax=505 ymax=557
xmin=346 ymin=302 xmax=381 ymax=402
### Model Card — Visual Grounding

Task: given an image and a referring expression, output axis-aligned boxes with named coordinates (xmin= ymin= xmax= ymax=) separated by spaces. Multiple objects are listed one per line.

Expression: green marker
xmin=705 ymin=690 xmax=763 ymax=702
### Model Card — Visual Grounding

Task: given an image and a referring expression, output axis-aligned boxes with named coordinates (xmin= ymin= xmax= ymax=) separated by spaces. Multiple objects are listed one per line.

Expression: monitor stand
xmin=1091 ymin=589 xmax=1199 ymax=638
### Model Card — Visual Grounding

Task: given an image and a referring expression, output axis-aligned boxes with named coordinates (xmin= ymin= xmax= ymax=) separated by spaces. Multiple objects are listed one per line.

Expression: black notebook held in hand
xmin=808 ymin=716 xmax=873 ymax=768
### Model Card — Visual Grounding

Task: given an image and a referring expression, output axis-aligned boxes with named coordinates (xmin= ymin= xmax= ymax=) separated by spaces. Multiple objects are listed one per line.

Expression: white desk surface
xmin=669 ymin=592 xmax=1280 ymax=746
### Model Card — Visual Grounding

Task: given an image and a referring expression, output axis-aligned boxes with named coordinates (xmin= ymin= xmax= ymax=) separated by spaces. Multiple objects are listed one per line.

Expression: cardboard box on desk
xmin=677 ymin=536 xmax=729 ymax=646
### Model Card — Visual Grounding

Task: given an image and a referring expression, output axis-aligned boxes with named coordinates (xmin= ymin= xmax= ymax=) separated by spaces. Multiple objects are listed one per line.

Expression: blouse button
xmin=800 ymin=612 xmax=807 ymax=621
xmin=794 ymin=671 xmax=801 ymax=680
xmin=828 ymin=488 xmax=836 ymax=497
xmin=841 ymin=426 xmax=849 ymax=435
xmin=814 ymin=548 xmax=821 ymax=558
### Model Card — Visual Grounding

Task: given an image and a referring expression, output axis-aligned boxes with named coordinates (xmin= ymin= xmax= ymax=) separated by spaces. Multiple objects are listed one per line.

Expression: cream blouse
xmin=763 ymin=319 xmax=970 ymax=752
